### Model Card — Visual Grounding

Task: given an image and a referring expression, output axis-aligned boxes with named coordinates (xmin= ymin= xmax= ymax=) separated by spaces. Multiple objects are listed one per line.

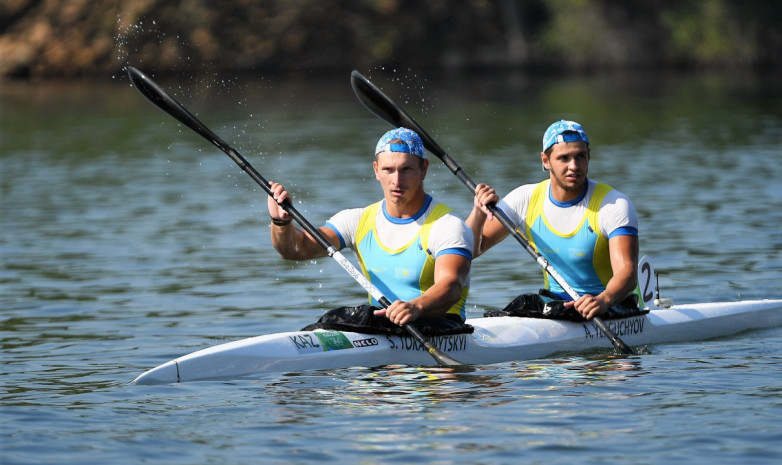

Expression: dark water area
xmin=2 ymin=69 xmax=781 ymax=464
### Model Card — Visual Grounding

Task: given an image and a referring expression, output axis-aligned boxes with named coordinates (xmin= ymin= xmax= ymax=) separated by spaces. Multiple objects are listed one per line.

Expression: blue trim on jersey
xmin=436 ymin=247 xmax=473 ymax=260
xmin=324 ymin=222 xmax=346 ymax=249
xmin=608 ymin=226 xmax=638 ymax=239
xmin=381 ymin=195 xmax=433 ymax=224
xmin=548 ymin=180 xmax=589 ymax=207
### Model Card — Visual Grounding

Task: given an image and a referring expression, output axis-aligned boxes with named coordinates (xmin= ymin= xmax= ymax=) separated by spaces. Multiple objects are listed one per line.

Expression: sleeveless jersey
xmin=525 ymin=180 xmax=615 ymax=296
xmin=353 ymin=200 xmax=469 ymax=319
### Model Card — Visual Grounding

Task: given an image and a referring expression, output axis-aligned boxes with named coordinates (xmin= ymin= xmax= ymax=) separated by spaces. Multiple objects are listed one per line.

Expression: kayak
xmin=126 ymin=71 xmax=781 ymax=384
xmin=132 ymin=298 xmax=782 ymax=384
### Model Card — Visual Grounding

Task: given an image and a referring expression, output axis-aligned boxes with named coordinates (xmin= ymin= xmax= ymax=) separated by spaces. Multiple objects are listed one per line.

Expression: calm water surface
xmin=2 ymin=69 xmax=781 ymax=464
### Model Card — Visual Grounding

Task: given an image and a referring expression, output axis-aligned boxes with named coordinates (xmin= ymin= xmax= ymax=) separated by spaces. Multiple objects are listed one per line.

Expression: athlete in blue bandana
xmin=467 ymin=120 xmax=639 ymax=320
xmin=268 ymin=128 xmax=474 ymax=328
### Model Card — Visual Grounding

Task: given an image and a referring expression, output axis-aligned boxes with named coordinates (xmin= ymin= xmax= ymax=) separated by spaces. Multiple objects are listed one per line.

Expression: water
xmin=2 ymin=69 xmax=781 ymax=464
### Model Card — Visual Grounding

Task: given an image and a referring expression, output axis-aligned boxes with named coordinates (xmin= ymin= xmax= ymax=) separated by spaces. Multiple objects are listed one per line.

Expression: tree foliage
xmin=0 ymin=0 xmax=779 ymax=78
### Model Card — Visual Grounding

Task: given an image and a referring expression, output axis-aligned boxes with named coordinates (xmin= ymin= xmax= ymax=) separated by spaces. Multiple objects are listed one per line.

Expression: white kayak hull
xmin=132 ymin=299 xmax=782 ymax=384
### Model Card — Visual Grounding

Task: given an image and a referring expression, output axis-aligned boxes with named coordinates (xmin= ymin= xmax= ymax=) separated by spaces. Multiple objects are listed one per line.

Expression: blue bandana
xmin=542 ymin=120 xmax=589 ymax=152
xmin=375 ymin=127 xmax=425 ymax=159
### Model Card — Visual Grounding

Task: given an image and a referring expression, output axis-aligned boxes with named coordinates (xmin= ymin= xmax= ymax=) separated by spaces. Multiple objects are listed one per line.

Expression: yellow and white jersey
xmin=325 ymin=195 xmax=473 ymax=317
xmin=498 ymin=179 xmax=638 ymax=296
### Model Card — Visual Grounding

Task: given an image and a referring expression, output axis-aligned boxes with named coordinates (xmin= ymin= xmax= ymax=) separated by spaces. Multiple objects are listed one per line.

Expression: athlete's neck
xmin=549 ymin=179 xmax=589 ymax=205
xmin=384 ymin=190 xmax=429 ymax=218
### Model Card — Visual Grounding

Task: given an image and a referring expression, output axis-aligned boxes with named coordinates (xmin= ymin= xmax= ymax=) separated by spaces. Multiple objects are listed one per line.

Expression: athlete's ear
xmin=421 ymin=158 xmax=429 ymax=179
xmin=373 ymin=160 xmax=380 ymax=180
xmin=540 ymin=151 xmax=550 ymax=172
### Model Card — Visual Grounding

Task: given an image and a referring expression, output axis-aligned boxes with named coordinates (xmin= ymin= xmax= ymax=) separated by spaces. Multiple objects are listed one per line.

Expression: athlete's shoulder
xmin=330 ymin=206 xmax=367 ymax=222
xmin=428 ymin=212 xmax=474 ymax=254
xmin=596 ymin=182 xmax=634 ymax=208
xmin=503 ymin=182 xmax=540 ymax=202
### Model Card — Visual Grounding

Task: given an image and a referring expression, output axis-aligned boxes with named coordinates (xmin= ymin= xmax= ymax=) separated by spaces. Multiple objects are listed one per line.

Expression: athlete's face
xmin=541 ymin=141 xmax=590 ymax=201
xmin=374 ymin=151 xmax=429 ymax=215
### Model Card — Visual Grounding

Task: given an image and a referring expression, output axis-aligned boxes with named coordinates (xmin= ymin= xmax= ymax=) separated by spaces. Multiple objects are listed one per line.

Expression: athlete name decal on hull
xmin=386 ymin=334 xmax=468 ymax=352
xmin=583 ymin=316 xmax=645 ymax=340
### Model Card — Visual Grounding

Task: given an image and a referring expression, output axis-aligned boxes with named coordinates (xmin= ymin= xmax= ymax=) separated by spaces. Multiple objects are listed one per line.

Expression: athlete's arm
xmin=572 ymin=234 xmax=639 ymax=319
xmin=267 ymin=181 xmax=339 ymax=260
xmin=466 ymin=184 xmax=507 ymax=257
xmin=378 ymin=253 xmax=471 ymax=326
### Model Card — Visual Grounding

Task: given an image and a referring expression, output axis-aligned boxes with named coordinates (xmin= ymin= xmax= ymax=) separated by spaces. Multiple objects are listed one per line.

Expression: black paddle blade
xmin=127 ymin=66 xmax=231 ymax=155
xmin=350 ymin=70 xmax=404 ymax=126
xmin=350 ymin=70 xmax=475 ymax=189
xmin=350 ymin=71 xmax=448 ymax=161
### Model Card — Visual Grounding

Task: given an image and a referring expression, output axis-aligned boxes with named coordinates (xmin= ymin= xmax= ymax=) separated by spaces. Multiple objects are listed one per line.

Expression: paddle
xmin=126 ymin=66 xmax=463 ymax=367
xmin=350 ymin=70 xmax=635 ymax=355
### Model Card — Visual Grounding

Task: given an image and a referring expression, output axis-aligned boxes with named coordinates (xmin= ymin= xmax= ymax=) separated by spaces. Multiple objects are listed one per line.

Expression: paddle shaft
xmin=127 ymin=66 xmax=462 ymax=366
xmin=350 ymin=70 xmax=634 ymax=355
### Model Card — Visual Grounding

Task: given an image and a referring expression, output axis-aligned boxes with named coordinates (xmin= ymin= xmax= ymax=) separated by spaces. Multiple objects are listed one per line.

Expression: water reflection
xmin=260 ymin=354 xmax=647 ymax=413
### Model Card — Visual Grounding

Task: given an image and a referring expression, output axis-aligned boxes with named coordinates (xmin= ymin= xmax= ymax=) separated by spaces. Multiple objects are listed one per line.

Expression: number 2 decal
xmin=637 ymin=255 xmax=655 ymax=309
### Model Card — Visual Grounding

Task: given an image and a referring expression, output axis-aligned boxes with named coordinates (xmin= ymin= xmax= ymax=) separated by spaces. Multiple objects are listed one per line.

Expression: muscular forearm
xmin=380 ymin=254 xmax=470 ymax=325
xmin=465 ymin=207 xmax=488 ymax=257
xmin=379 ymin=279 xmax=463 ymax=326
xmin=573 ymin=235 xmax=639 ymax=319
xmin=467 ymin=184 xmax=501 ymax=258
xmin=270 ymin=222 xmax=326 ymax=261
xmin=574 ymin=272 xmax=637 ymax=320
xmin=409 ymin=278 xmax=464 ymax=318
xmin=413 ymin=254 xmax=470 ymax=317
xmin=598 ymin=235 xmax=639 ymax=307
xmin=597 ymin=270 xmax=638 ymax=308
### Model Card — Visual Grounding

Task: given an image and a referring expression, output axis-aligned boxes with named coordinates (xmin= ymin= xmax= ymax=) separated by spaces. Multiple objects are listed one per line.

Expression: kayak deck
xmin=132 ymin=299 xmax=782 ymax=384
